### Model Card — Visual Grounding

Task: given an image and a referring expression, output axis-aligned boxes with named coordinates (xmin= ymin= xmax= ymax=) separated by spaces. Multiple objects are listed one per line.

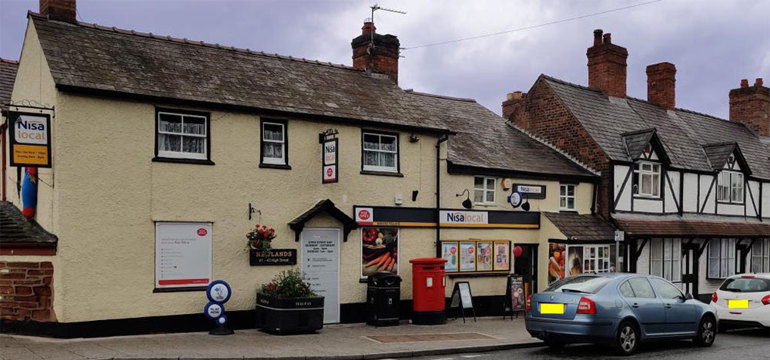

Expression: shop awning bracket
xmin=288 ymin=199 xmax=357 ymax=242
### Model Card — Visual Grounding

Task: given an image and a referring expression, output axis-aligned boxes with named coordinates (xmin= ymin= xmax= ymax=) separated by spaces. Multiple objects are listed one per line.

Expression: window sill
xmin=559 ymin=209 xmax=578 ymax=213
xmin=633 ymin=195 xmax=662 ymax=201
xmin=153 ymin=286 xmax=207 ymax=293
xmin=259 ymin=163 xmax=292 ymax=170
xmin=360 ymin=170 xmax=403 ymax=177
xmin=152 ymin=157 xmax=215 ymax=166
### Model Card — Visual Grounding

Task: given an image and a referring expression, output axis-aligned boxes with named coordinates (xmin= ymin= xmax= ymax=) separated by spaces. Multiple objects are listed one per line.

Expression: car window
xmin=544 ymin=275 xmax=612 ymax=294
xmin=619 ymin=281 xmax=635 ymax=298
xmin=627 ymin=278 xmax=656 ymax=298
xmin=719 ymin=278 xmax=770 ymax=293
xmin=651 ymin=278 xmax=683 ymax=299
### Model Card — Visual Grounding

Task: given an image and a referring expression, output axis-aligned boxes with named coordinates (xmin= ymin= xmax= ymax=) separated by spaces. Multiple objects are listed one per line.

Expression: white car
xmin=710 ymin=273 xmax=770 ymax=333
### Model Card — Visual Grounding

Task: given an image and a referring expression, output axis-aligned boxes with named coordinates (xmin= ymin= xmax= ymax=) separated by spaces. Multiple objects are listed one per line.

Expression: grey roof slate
xmin=622 ymin=129 xmax=655 ymax=160
xmin=543 ymin=212 xmax=617 ymax=241
xmin=542 ymin=75 xmax=770 ymax=180
xmin=0 ymin=201 xmax=57 ymax=244
xmin=407 ymin=91 xmax=596 ymax=178
xmin=30 ymin=14 xmax=449 ymax=133
xmin=0 ymin=59 xmax=18 ymax=112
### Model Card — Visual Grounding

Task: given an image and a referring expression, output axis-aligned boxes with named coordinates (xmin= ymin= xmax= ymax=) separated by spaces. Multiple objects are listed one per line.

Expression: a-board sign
xmin=450 ymin=281 xmax=474 ymax=309
xmin=506 ymin=275 xmax=526 ymax=312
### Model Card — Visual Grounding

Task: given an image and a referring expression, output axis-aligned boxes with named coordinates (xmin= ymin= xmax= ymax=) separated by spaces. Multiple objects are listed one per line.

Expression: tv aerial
xmin=368 ymin=4 xmax=406 ymax=53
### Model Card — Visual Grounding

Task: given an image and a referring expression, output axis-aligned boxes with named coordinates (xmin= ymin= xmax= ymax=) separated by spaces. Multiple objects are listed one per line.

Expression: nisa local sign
xmin=9 ymin=112 xmax=52 ymax=168
xmin=440 ymin=210 xmax=488 ymax=226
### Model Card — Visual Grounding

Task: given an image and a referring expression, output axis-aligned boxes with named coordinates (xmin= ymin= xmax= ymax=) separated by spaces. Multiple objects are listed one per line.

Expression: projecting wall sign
xmin=8 ymin=112 xmax=51 ymax=168
xmin=513 ymin=184 xmax=546 ymax=199
xmin=322 ymin=138 xmax=338 ymax=183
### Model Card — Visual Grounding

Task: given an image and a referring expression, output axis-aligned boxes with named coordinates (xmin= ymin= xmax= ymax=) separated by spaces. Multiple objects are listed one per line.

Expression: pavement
xmin=0 ymin=317 xmax=542 ymax=360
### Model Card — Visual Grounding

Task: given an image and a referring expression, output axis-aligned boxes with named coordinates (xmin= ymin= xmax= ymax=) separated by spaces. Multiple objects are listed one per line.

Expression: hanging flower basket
xmin=247 ymin=224 xmax=276 ymax=256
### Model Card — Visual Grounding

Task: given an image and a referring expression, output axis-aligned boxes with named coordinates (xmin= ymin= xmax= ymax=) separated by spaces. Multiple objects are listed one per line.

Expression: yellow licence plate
xmin=540 ymin=303 xmax=565 ymax=314
xmin=728 ymin=299 xmax=749 ymax=309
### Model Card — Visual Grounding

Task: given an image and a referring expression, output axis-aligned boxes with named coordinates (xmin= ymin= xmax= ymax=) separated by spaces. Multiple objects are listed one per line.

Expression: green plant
xmin=258 ymin=268 xmax=317 ymax=298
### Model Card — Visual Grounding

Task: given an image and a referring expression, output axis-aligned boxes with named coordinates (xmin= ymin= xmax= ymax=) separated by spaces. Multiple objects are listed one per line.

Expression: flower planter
xmin=256 ymin=293 xmax=324 ymax=335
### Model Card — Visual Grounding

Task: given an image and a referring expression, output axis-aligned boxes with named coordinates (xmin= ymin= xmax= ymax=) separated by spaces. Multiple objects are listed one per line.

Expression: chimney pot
xmin=756 ymin=78 xmax=763 ymax=87
xmin=593 ymin=29 xmax=603 ymax=46
xmin=502 ymin=91 xmax=526 ymax=122
xmin=361 ymin=19 xmax=376 ymax=35
xmin=741 ymin=79 xmax=749 ymax=88
xmin=603 ymin=33 xmax=612 ymax=44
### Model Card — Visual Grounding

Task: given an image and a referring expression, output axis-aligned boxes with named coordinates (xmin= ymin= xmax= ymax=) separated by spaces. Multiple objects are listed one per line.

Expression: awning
xmin=614 ymin=217 xmax=770 ymax=238
xmin=543 ymin=212 xmax=617 ymax=241
xmin=288 ymin=199 xmax=357 ymax=242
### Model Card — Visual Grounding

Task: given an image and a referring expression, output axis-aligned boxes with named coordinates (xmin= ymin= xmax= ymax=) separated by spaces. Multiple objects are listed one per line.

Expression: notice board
xmin=155 ymin=222 xmax=212 ymax=289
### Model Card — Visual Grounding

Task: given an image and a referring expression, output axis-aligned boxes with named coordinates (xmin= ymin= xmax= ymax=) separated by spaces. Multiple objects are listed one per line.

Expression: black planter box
xmin=256 ymin=293 xmax=324 ymax=335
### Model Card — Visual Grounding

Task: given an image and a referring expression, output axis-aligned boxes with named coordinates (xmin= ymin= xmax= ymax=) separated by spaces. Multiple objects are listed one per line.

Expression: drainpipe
xmin=435 ymin=134 xmax=449 ymax=258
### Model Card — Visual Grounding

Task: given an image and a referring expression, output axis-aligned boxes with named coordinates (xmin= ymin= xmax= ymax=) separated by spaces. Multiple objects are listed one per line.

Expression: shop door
xmin=681 ymin=242 xmax=698 ymax=295
xmin=513 ymin=244 xmax=538 ymax=294
xmin=301 ymin=228 xmax=340 ymax=323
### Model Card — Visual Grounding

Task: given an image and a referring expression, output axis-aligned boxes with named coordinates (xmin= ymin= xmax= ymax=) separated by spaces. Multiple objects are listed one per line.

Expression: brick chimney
xmin=730 ymin=78 xmax=770 ymax=137
xmin=646 ymin=62 xmax=676 ymax=110
xmin=351 ymin=20 xmax=400 ymax=84
xmin=502 ymin=91 xmax=526 ymax=121
xmin=40 ymin=0 xmax=77 ymax=23
xmin=587 ymin=29 xmax=628 ymax=98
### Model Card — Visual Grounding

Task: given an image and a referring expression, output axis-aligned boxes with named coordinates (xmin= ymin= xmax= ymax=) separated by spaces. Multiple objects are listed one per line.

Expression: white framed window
xmin=583 ymin=245 xmax=611 ymax=273
xmin=156 ymin=110 xmax=208 ymax=160
xmin=362 ymin=132 xmax=398 ymax=173
xmin=751 ymin=239 xmax=770 ymax=273
xmin=473 ymin=176 xmax=496 ymax=204
xmin=708 ymin=239 xmax=737 ymax=279
xmin=559 ymin=184 xmax=576 ymax=211
xmin=717 ymin=171 xmax=743 ymax=203
xmin=633 ymin=161 xmax=661 ymax=198
xmin=261 ymin=121 xmax=287 ymax=165
xmin=650 ymin=238 xmax=681 ymax=282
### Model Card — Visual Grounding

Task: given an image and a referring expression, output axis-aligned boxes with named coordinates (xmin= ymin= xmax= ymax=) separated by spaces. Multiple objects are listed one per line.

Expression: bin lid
xmin=368 ymin=271 xmax=402 ymax=286
xmin=409 ymin=257 xmax=447 ymax=265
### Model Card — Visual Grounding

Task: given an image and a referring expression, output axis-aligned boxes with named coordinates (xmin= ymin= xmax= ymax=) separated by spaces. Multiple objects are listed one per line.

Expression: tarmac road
xmin=416 ymin=328 xmax=770 ymax=360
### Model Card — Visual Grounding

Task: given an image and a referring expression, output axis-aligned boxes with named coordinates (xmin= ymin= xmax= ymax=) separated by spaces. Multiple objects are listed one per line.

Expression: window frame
xmin=154 ymin=108 xmax=213 ymax=165
xmin=559 ymin=184 xmax=576 ymax=211
xmin=473 ymin=176 xmax=496 ymax=205
xmin=707 ymin=238 xmax=737 ymax=280
xmin=716 ymin=170 xmax=744 ymax=204
xmin=649 ymin=238 xmax=682 ymax=282
xmin=259 ymin=119 xmax=290 ymax=169
xmin=361 ymin=130 xmax=400 ymax=175
xmin=633 ymin=161 xmax=661 ymax=198
xmin=582 ymin=245 xmax=611 ymax=274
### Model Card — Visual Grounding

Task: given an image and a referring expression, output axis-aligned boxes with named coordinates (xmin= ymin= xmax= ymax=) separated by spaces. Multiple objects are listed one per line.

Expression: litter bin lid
xmin=409 ymin=257 xmax=447 ymax=265
xmin=368 ymin=271 xmax=402 ymax=286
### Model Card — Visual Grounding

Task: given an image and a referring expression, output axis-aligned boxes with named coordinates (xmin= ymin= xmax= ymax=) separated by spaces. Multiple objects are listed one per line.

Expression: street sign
xmin=204 ymin=280 xmax=233 ymax=335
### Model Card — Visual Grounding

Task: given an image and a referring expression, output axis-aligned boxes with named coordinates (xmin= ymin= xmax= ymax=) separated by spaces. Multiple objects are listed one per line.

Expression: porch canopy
xmin=288 ymin=199 xmax=357 ymax=242
xmin=613 ymin=213 xmax=770 ymax=238
xmin=544 ymin=212 xmax=617 ymax=242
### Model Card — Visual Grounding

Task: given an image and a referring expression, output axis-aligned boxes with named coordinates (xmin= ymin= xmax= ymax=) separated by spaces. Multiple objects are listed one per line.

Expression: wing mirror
xmin=684 ymin=293 xmax=694 ymax=300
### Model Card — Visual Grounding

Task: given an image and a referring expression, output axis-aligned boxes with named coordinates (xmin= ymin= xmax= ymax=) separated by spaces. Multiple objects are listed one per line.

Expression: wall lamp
xmin=456 ymin=189 xmax=472 ymax=209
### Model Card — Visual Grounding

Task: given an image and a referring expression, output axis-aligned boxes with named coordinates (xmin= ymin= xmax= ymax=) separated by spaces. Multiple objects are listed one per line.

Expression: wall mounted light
xmin=456 ymin=189 xmax=472 ymax=209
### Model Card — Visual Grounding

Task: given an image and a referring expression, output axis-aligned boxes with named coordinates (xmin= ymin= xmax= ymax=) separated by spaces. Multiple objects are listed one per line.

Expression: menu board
xmin=155 ymin=222 xmax=212 ymax=289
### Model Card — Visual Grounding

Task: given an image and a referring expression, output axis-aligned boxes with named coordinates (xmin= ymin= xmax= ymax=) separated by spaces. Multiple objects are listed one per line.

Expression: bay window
xmin=708 ymin=239 xmax=737 ymax=279
xmin=649 ymin=238 xmax=681 ymax=282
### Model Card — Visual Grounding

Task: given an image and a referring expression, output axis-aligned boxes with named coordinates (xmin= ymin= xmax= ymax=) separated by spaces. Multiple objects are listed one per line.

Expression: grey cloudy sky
xmin=1 ymin=0 xmax=768 ymax=119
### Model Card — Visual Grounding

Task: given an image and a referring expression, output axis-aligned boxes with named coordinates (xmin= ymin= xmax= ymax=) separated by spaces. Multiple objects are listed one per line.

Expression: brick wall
xmin=729 ymin=78 xmax=770 ymax=137
xmin=510 ymin=79 xmax=612 ymax=218
xmin=0 ymin=261 xmax=55 ymax=322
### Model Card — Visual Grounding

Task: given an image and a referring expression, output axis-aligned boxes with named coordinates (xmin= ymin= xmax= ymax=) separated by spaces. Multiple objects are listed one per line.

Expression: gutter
xmin=435 ymin=134 xmax=449 ymax=258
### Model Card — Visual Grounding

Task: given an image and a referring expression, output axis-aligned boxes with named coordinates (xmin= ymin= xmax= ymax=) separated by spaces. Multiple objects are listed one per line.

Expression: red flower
xmin=258 ymin=229 xmax=264 ymax=234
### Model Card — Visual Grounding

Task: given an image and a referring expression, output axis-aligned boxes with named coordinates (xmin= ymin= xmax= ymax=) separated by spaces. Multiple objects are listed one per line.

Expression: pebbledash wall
xmin=1 ymin=14 xmax=597 ymax=332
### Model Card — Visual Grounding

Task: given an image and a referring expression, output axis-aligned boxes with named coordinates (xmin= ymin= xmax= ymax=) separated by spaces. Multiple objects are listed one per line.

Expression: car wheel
xmin=693 ymin=315 xmax=716 ymax=347
xmin=614 ymin=321 xmax=639 ymax=356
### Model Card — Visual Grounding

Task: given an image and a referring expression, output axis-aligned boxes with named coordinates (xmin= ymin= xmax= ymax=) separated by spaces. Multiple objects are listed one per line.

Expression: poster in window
xmin=567 ymin=246 xmax=583 ymax=277
xmin=477 ymin=241 xmax=493 ymax=271
xmin=494 ymin=241 xmax=510 ymax=271
xmin=155 ymin=222 xmax=212 ymax=289
xmin=442 ymin=242 xmax=459 ymax=272
xmin=361 ymin=227 xmax=399 ymax=277
xmin=460 ymin=241 xmax=476 ymax=272
xmin=548 ymin=243 xmax=566 ymax=283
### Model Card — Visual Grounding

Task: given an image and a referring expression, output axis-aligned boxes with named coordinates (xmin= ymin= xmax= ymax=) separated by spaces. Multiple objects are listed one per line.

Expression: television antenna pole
xmin=369 ymin=4 xmax=406 ymax=48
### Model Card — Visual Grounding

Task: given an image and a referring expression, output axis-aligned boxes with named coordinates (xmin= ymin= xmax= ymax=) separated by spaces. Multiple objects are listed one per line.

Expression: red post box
xmin=410 ymin=257 xmax=447 ymax=325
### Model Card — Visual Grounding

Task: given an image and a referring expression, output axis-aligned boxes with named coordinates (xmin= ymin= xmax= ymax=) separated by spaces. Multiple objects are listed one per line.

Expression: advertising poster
xmin=509 ymin=275 xmax=525 ymax=312
xmin=442 ymin=242 xmax=459 ymax=272
xmin=567 ymin=246 xmax=584 ymax=276
xmin=155 ymin=222 xmax=212 ymax=289
xmin=494 ymin=241 xmax=510 ymax=271
xmin=548 ymin=243 xmax=566 ymax=283
xmin=361 ymin=227 xmax=399 ymax=277
xmin=476 ymin=241 xmax=493 ymax=271
xmin=460 ymin=241 xmax=476 ymax=272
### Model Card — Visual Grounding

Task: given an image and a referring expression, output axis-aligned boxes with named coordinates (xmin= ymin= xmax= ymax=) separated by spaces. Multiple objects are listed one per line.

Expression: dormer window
xmin=717 ymin=170 xmax=743 ymax=204
xmin=633 ymin=161 xmax=661 ymax=198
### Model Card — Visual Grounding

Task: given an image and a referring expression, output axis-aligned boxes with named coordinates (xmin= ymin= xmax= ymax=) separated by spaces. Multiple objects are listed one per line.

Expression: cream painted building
xmin=1 ymin=2 xmax=606 ymax=337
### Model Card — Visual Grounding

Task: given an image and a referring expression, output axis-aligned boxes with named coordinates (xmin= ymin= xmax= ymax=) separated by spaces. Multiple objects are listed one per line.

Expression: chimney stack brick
xmin=730 ymin=78 xmax=770 ymax=137
xmin=502 ymin=91 xmax=526 ymax=121
xmin=587 ymin=29 xmax=628 ymax=98
xmin=40 ymin=0 xmax=77 ymax=23
xmin=646 ymin=62 xmax=677 ymax=110
xmin=351 ymin=21 xmax=400 ymax=84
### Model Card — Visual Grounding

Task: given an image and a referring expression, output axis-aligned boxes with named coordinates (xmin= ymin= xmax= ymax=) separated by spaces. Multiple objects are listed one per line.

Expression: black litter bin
xmin=366 ymin=272 xmax=401 ymax=326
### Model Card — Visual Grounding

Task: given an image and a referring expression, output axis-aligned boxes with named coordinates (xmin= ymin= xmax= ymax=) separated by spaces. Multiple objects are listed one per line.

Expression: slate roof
xmin=622 ymin=129 xmax=655 ymax=160
xmin=29 ymin=13 xmax=449 ymax=133
xmin=543 ymin=212 xmax=617 ymax=241
xmin=0 ymin=201 xmax=57 ymax=245
xmin=407 ymin=91 xmax=597 ymax=179
xmin=541 ymin=75 xmax=770 ymax=180
xmin=0 ymin=58 xmax=18 ymax=113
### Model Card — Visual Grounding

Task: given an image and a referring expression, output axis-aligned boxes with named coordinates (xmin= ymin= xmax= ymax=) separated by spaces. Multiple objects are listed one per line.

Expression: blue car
xmin=525 ymin=273 xmax=717 ymax=355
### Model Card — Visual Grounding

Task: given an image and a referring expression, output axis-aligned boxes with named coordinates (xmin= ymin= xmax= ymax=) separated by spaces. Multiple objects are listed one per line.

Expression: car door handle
xmin=665 ymin=304 xmax=672 ymax=308
xmin=632 ymin=303 xmax=640 ymax=308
